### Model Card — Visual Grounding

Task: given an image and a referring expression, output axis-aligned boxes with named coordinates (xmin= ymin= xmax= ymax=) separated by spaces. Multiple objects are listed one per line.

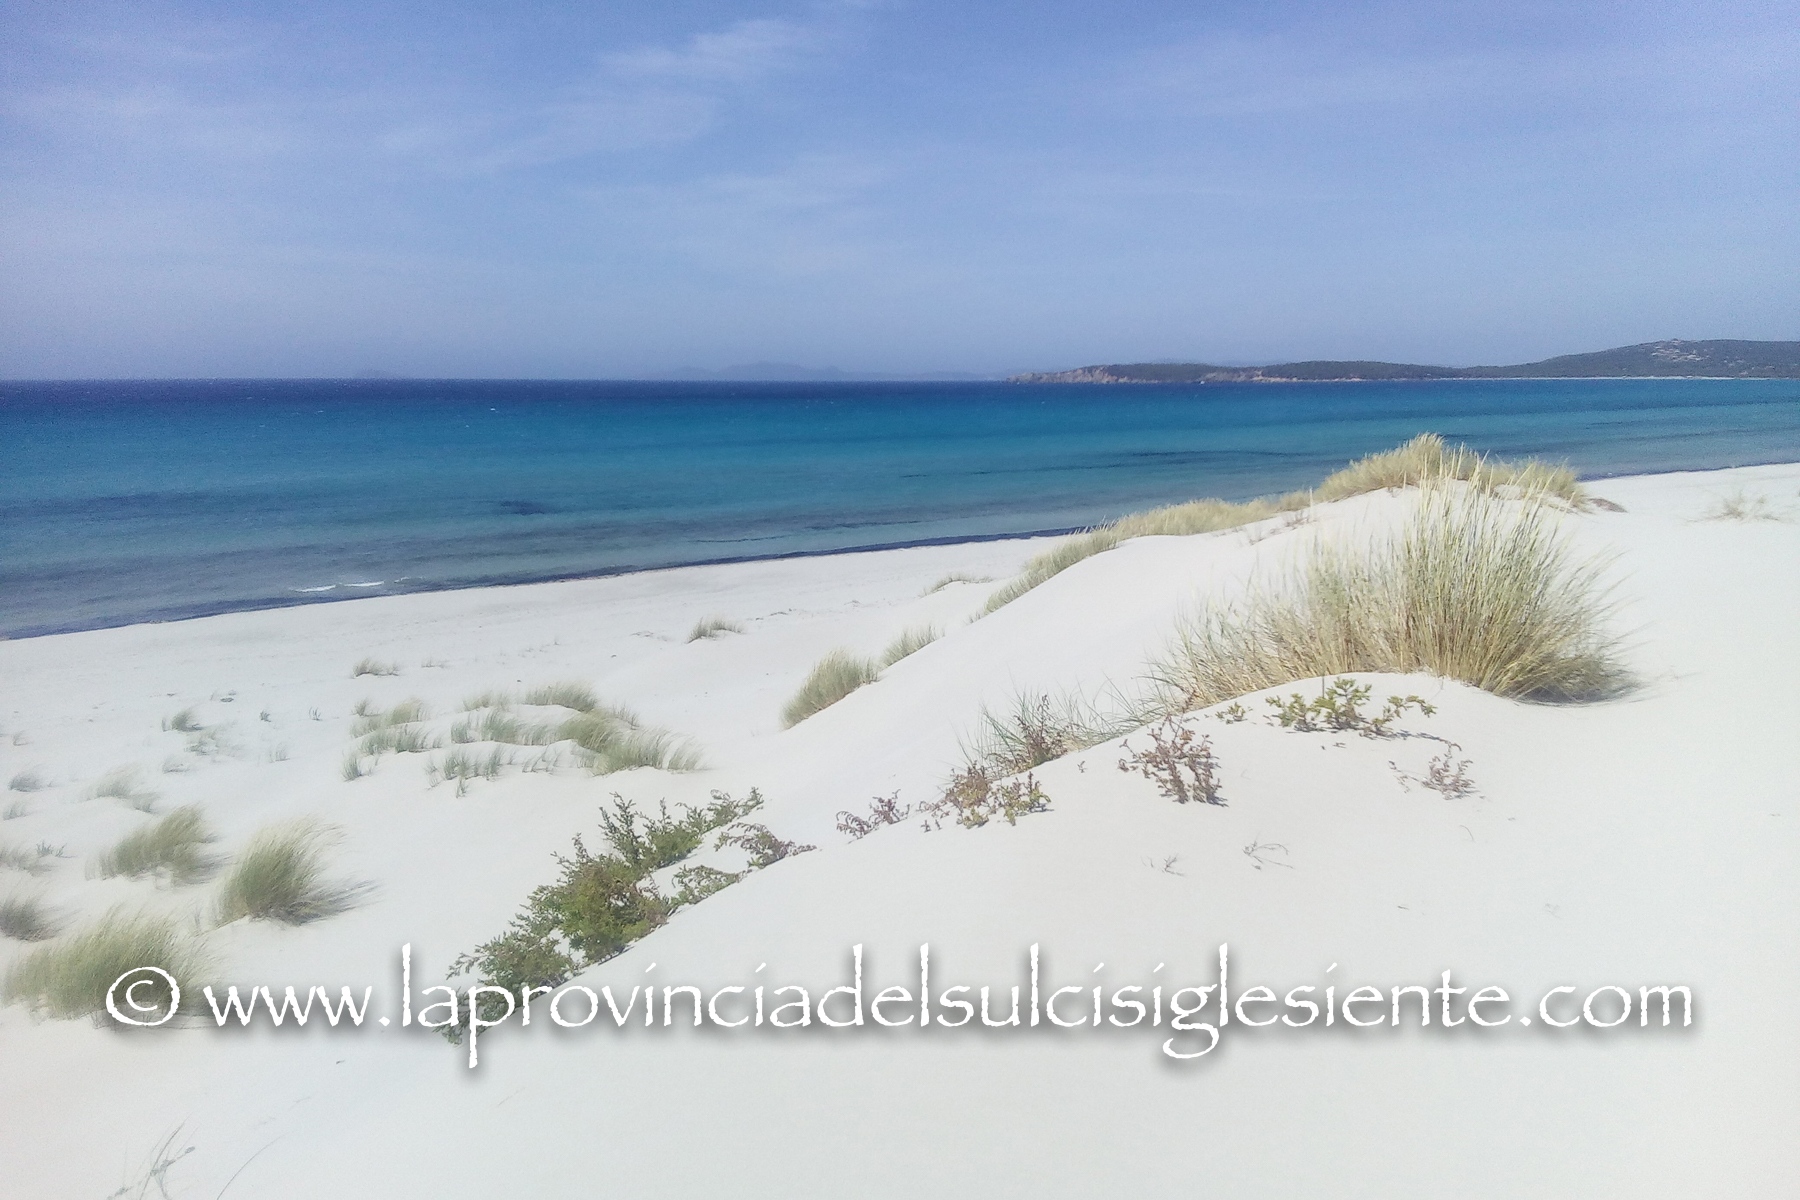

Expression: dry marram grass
xmin=1151 ymin=485 xmax=1630 ymax=711
xmin=982 ymin=433 xmax=1585 ymax=614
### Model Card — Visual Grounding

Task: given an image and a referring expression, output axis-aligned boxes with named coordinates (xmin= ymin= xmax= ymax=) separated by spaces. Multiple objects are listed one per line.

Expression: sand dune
xmin=1 ymin=462 xmax=1795 ymax=1197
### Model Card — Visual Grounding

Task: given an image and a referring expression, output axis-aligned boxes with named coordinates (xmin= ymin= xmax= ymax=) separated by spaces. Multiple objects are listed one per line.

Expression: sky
xmin=1 ymin=0 xmax=1795 ymax=378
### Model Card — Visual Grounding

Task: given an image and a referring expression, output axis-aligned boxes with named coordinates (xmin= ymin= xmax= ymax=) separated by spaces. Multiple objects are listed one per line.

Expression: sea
xmin=2 ymin=377 xmax=1796 ymax=639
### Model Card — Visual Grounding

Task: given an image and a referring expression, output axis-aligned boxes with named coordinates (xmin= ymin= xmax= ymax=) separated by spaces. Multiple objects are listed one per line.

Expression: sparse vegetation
xmin=781 ymin=649 xmax=881 ymax=727
xmin=89 ymin=768 xmax=160 ymax=812
xmin=0 ymin=842 xmax=54 ymax=875
xmin=837 ymin=791 xmax=911 ymax=840
xmin=350 ymin=657 xmax=402 ymax=678
xmin=427 ymin=747 xmax=511 ymax=794
xmin=2 ymin=800 xmax=28 ymax=820
xmin=1151 ymin=486 xmax=1630 ymax=711
xmin=522 ymin=681 xmax=601 ymax=711
xmin=161 ymin=707 xmax=203 ymax=733
xmin=880 ymin=624 xmax=942 ymax=667
xmin=1391 ymin=745 xmax=1479 ymax=798
xmin=920 ymin=767 xmax=1050 ymax=829
xmin=215 ymin=821 xmax=369 ymax=925
xmin=1701 ymin=490 xmax=1785 ymax=522
xmin=95 ymin=806 xmax=222 ymax=884
xmin=967 ymin=692 xmax=1136 ymax=776
xmin=461 ymin=690 xmax=513 ymax=712
xmin=687 ymin=616 xmax=745 ymax=642
xmin=2 ymin=910 xmax=211 ymax=1018
xmin=924 ymin=572 xmax=991 ymax=594
xmin=980 ymin=433 xmax=1587 ymax=614
xmin=7 ymin=769 xmax=46 ymax=793
xmin=0 ymin=892 xmax=60 ymax=941
xmin=350 ymin=698 xmax=429 ymax=737
xmin=1117 ymin=719 xmax=1223 ymax=805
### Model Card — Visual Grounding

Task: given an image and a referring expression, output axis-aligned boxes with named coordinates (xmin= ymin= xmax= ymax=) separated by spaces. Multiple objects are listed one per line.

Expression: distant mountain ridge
xmin=1008 ymin=339 xmax=1800 ymax=383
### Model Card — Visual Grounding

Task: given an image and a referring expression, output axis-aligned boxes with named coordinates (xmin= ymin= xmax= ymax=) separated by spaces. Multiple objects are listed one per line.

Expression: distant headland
xmin=1008 ymin=339 xmax=1800 ymax=383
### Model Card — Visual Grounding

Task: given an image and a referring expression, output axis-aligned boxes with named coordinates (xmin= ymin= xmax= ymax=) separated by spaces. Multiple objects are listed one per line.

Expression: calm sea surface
xmin=2 ymin=378 xmax=1795 ymax=638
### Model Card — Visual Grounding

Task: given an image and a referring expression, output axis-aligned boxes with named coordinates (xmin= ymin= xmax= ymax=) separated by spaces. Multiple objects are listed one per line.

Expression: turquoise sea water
xmin=2 ymin=378 xmax=1796 ymax=638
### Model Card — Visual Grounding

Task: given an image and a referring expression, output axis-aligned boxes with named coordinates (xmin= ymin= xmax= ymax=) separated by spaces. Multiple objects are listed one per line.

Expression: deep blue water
xmin=2 ymin=378 xmax=1796 ymax=638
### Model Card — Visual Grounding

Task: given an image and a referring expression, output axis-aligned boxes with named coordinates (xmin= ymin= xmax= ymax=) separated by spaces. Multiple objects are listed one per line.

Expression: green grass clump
xmin=460 ymin=690 xmax=513 ymax=712
xmin=451 ymin=708 xmax=559 ymax=747
xmin=521 ymin=681 xmax=601 ymax=711
xmin=89 ymin=768 xmax=160 ymax=813
xmin=881 ymin=624 xmax=942 ymax=667
xmin=215 ymin=821 xmax=368 ymax=925
xmin=1151 ymin=485 xmax=1630 ymax=710
xmin=95 ymin=805 xmax=221 ymax=884
xmin=350 ymin=657 xmax=401 ymax=678
xmin=0 ymin=893 xmax=60 ymax=941
xmin=428 ymin=747 xmax=511 ymax=791
xmin=581 ymin=729 xmax=704 ymax=775
xmin=687 ymin=616 xmax=745 ymax=641
xmin=7 ymin=769 xmax=46 ymax=793
xmin=349 ymin=698 xmax=429 ymax=736
xmin=781 ymin=649 xmax=881 ymax=727
xmin=2 ymin=910 xmax=210 ymax=1018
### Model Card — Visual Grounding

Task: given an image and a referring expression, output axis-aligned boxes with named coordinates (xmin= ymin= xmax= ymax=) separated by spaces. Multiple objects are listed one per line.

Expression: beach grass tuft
xmin=521 ymin=681 xmax=601 ymax=711
xmin=94 ymin=805 xmax=222 ymax=885
xmin=1150 ymin=485 xmax=1630 ymax=710
xmin=966 ymin=692 xmax=1140 ymax=775
xmin=460 ymin=690 xmax=513 ymax=712
xmin=2 ymin=800 xmax=29 ymax=820
xmin=7 ymin=769 xmax=46 ymax=793
xmin=161 ymin=707 xmax=203 ymax=733
xmin=215 ymin=821 xmax=369 ymax=925
xmin=688 ymin=616 xmax=745 ymax=642
xmin=0 ymin=842 xmax=55 ymax=875
xmin=580 ymin=730 xmax=705 ymax=775
xmin=0 ymin=893 xmax=60 ymax=942
xmin=350 ymin=657 xmax=402 ymax=678
xmin=1 ymin=909 xmax=211 ymax=1018
xmin=880 ymin=624 xmax=942 ymax=667
xmin=89 ymin=767 xmax=160 ymax=813
xmin=924 ymin=572 xmax=991 ymax=595
xmin=781 ymin=649 xmax=881 ymax=727
xmin=1701 ymin=490 xmax=1785 ymax=522
xmin=350 ymin=698 xmax=429 ymax=737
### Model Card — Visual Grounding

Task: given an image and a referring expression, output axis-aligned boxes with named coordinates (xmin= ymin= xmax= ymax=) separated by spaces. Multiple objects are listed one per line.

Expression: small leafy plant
xmin=836 ymin=791 xmax=911 ymax=840
xmin=1117 ymin=719 xmax=1223 ymax=805
xmin=920 ymin=767 xmax=1050 ymax=829
xmin=1265 ymin=678 xmax=1434 ymax=736
xmin=1391 ymin=745 xmax=1479 ymax=798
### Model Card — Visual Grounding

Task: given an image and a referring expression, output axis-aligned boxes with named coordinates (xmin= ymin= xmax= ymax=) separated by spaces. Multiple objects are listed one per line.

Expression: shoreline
xmin=6 ymin=459 xmax=1796 ymax=643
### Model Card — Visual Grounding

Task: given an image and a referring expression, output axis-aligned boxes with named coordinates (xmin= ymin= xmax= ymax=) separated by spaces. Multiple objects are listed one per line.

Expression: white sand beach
xmin=1 ymin=461 xmax=1796 ymax=1198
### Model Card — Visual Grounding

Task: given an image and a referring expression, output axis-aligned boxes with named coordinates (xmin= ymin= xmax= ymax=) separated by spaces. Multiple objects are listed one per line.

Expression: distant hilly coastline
xmin=1008 ymin=339 xmax=1800 ymax=383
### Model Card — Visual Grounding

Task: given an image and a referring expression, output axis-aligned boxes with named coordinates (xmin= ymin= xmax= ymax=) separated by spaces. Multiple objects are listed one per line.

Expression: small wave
xmin=344 ymin=581 xmax=386 ymax=588
xmin=292 ymin=585 xmax=338 ymax=593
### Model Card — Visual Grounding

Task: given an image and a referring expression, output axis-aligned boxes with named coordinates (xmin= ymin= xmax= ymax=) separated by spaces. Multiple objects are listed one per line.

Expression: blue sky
xmin=2 ymin=0 xmax=1794 ymax=377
